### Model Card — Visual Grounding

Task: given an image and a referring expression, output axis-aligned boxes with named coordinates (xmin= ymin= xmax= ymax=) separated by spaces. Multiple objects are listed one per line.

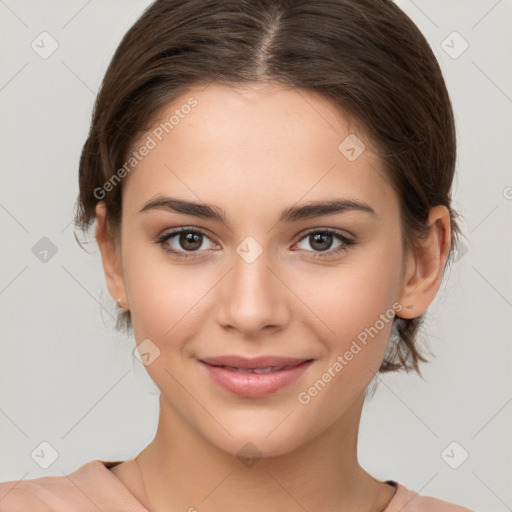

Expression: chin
xmin=204 ymin=421 xmax=308 ymax=461
xmin=225 ymin=438 xmax=300 ymax=461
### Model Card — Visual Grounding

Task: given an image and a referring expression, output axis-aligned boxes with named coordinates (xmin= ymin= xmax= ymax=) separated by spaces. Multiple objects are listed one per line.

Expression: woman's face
xmin=106 ymin=83 xmax=413 ymax=457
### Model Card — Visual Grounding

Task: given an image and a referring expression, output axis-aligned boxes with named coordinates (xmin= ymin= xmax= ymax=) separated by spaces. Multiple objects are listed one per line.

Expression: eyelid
xmin=155 ymin=225 xmax=356 ymax=259
xmin=292 ymin=227 xmax=355 ymax=258
xmin=296 ymin=226 xmax=354 ymax=242
xmin=158 ymin=226 xmax=218 ymax=243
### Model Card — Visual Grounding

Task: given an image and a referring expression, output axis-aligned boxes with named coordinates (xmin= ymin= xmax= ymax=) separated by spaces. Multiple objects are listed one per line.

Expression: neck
xmin=134 ymin=392 xmax=395 ymax=512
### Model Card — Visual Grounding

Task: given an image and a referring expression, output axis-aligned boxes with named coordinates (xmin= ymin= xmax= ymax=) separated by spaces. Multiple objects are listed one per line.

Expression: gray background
xmin=1 ymin=1 xmax=511 ymax=510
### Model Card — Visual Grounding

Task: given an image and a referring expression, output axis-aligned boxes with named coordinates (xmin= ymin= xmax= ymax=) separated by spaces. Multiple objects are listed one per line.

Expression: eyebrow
xmin=138 ymin=196 xmax=377 ymax=223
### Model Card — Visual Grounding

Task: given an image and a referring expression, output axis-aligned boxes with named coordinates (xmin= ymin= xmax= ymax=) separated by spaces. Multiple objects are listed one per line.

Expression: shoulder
xmin=386 ymin=481 xmax=475 ymax=512
xmin=0 ymin=472 xmax=82 ymax=512
xmin=0 ymin=477 xmax=56 ymax=512
xmin=0 ymin=459 xmax=145 ymax=512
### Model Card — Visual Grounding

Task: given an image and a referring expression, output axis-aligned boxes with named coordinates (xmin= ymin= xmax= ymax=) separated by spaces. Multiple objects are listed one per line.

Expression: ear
xmin=95 ymin=202 xmax=128 ymax=309
xmin=396 ymin=205 xmax=451 ymax=319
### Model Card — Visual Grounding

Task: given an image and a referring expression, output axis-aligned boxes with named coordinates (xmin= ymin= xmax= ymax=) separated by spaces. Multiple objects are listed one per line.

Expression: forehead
xmin=121 ymin=82 xmax=397 ymax=219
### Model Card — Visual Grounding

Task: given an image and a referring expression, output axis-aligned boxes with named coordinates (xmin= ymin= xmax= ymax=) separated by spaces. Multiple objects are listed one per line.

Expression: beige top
xmin=0 ymin=459 xmax=474 ymax=511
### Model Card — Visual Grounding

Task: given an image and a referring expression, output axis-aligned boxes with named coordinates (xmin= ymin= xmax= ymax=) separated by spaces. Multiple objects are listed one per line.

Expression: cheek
xmin=122 ymin=242 xmax=186 ymax=335
xmin=123 ymin=241 xmax=221 ymax=346
xmin=300 ymin=255 xmax=401 ymax=340
xmin=296 ymin=269 xmax=398 ymax=416
xmin=292 ymin=247 xmax=402 ymax=391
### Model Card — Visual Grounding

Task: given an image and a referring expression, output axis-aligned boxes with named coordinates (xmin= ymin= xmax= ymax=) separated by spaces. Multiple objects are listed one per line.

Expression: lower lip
xmin=199 ymin=360 xmax=313 ymax=398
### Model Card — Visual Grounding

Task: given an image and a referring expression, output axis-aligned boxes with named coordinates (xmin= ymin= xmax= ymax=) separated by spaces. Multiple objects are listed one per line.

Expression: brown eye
xmin=294 ymin=229 xmax=356 ymax=260
xmin=178 ymin=231 xmax=203 ymax=251
xmin=308 ymin=232 xmax=334 ymax=251
xmin=156 ymin=227 xmax=218 ymax=258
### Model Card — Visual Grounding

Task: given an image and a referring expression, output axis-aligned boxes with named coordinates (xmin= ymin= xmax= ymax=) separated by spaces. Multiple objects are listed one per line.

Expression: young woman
xmin=0 ymin=0 xmax=474 ymax=510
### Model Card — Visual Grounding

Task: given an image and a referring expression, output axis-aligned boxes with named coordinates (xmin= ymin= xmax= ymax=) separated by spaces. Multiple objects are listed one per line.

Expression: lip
xmin=198 ymin=355 xmax=313 ymax=398
xmin=200 ymin=355 xmax=310 ymax=369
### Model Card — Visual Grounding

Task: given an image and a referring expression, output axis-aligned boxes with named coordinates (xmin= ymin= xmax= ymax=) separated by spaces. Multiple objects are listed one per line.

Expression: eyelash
xmin=154 ymin=227 xmax=356 ymax=261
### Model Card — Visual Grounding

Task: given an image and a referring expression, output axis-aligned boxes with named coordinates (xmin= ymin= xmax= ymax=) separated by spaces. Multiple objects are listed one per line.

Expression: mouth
xmin=198 ymin=357 xmax=314 ymax=398
xmin=209 ymin=362 xmax=304 ymax=374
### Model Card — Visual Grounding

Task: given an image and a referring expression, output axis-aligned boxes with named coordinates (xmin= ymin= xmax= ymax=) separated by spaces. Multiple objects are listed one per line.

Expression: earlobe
xmin=95 ymin=202 xmax=128 ymax=309
xmin=397 ymin=205 xmax=451 ymax=319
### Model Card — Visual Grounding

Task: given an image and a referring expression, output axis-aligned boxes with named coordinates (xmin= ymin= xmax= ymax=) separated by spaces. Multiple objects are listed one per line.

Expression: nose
xmin=216 ymin=246 xmax=291 ymax=337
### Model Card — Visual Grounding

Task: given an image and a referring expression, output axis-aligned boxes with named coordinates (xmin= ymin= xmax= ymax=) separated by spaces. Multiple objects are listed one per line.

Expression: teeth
xmin=253 ymin=366 xmax=284 ymax=373
xmin=221 ymin=365 xmax=290 ymax=373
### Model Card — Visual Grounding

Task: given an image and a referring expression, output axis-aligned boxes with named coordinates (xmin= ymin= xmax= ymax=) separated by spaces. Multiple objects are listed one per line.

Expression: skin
xmin=95 ymin=82 xmax=451 ymax=512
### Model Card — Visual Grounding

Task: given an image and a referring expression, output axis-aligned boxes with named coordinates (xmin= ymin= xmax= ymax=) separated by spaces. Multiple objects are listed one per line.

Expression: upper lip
xmin=199 ymin=355 xmax=312 ymax=369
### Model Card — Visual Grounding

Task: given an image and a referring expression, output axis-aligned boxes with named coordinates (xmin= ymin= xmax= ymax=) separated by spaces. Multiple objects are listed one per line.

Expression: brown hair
xmin=74 ymin=0 xmax=463 ymax=376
